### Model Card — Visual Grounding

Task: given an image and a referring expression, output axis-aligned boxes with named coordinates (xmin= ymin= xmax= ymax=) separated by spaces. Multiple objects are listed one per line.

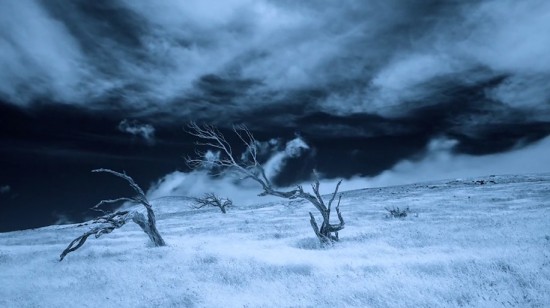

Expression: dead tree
xmin=59 ymin=169 xmax=166 ymax=261
xmin=193 ymin=192 xmax=232 ymax=214
xmin=186 ymin=123 xmax=344 ymax=244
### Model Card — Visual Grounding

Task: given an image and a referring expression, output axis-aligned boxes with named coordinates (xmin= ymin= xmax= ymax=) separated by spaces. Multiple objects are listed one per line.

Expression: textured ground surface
xmin=1 ymin=174 xmax=549 ymax=307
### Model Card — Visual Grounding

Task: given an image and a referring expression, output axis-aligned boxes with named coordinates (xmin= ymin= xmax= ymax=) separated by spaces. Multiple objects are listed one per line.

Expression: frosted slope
xmin=1 ymin=174 xmax=549 ymax=307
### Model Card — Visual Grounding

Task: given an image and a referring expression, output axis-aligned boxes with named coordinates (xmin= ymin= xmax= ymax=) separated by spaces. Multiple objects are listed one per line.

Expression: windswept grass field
xmin=1 ymin=174 xmax=549 ymax=307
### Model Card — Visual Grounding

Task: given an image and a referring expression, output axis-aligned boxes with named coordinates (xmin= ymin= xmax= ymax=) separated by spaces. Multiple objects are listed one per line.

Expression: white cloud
xmin=148 ymin=135 xmax=311 ymax=204
xmin=284 ymin=137 xmax=309 ymax=157
xmin=147 ymin=133 xmax=550 ymax=205
xmin=262 ymin=137 xmax=310 ymax=180
xmin=486 ymin=74 xmax=550 ymax=118
xmin=461 ymin=0 xmax=550 ymax=74
xmin=53 ymin=212 xmax=73 ymax=225
xmin=201 ymin=150 xmax=221 ymax=170
xmin=117 ymin=119 xmax=155 ymax=144
xmin=146 ymin=170 xmax=274 ymax=206
xmin=240 ymin=138 xmax=278 ymax=163
xmin=146 ymin=167 xmax=358 ymax=208
xmin=364 ymin=135 xmax=550 ymax=188
xmin=0 ymin=0 xmax=90 ymax=104
xmin=320 ymin=0 xmax=550 ymax=118
xmin=359 ymin=53 xmax=463 ymax=116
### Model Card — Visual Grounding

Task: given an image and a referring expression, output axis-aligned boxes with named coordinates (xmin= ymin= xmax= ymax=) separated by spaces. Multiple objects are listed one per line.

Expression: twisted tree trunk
xmin=309 ymin=195 xmax=344 ymax=243
xmin=59 ymin=169 xmax=165 ymax=261
xmin=92 ymin=168 xmax=166 ymax=247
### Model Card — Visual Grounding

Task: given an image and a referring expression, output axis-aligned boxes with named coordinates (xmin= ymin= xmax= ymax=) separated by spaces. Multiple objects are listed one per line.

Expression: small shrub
xmin=385 ymin=206 xmax=410 ymax=218
xmin=193 ymin=192 xmax=232 ymax=214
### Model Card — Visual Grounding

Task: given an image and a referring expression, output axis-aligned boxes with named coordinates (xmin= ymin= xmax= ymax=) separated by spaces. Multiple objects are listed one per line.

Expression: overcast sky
xmin=1 ymin=0 xmax=549 ymax=231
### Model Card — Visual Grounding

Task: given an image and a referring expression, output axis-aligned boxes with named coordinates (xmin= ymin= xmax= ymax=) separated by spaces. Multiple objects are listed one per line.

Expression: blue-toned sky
xmin=1 ymin=0 xmax=549 ymax=231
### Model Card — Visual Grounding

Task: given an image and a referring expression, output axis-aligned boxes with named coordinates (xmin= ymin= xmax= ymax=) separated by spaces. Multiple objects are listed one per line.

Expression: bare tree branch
xmin=59 ymin=211 xmax=131 ymax=261
xmin=92 ymin=168 xmax=146 ymax=198
xmin=327 ymin=180 xmax=343 ymax=211
xmin=186 ymin=123 xmax=345 ymax=244
xmin=91 ymin=197 xmax=136 ymax=214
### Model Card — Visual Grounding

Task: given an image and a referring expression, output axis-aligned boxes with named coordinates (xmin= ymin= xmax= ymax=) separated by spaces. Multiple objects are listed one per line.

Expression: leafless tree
xmin=186 ymin=123 xmax=344 ymax=244
xmin=59 ymin=169 xmax=166 ymax=261
xmin=193 ymin=192 xmax=232 ymax=214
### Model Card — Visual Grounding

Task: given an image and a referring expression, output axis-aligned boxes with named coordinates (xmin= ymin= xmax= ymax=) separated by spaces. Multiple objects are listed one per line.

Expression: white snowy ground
xmin=1 ymin=174 xmax=549 ymax=307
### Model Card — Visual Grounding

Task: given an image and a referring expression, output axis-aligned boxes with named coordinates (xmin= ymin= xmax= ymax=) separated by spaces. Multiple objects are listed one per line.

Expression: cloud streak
xmin=146 ymin=134 xmax=550 ymax=205
xmin=365 ymin=135 xmax=550 ymax=187
xmin=0 ymin=0 xmax=548 ymax=127
xmin=117 ymin=119 xmax=155 ymax=144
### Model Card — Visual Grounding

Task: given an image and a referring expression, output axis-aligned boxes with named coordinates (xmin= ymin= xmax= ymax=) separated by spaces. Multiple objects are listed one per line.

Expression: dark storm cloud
xmin=1 ymin=0 xmax=548 ymax=127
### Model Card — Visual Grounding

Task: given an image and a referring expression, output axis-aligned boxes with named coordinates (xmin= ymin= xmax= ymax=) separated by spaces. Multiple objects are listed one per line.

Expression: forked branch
xmin=59 ymin=169 xmax=166 ymax=261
